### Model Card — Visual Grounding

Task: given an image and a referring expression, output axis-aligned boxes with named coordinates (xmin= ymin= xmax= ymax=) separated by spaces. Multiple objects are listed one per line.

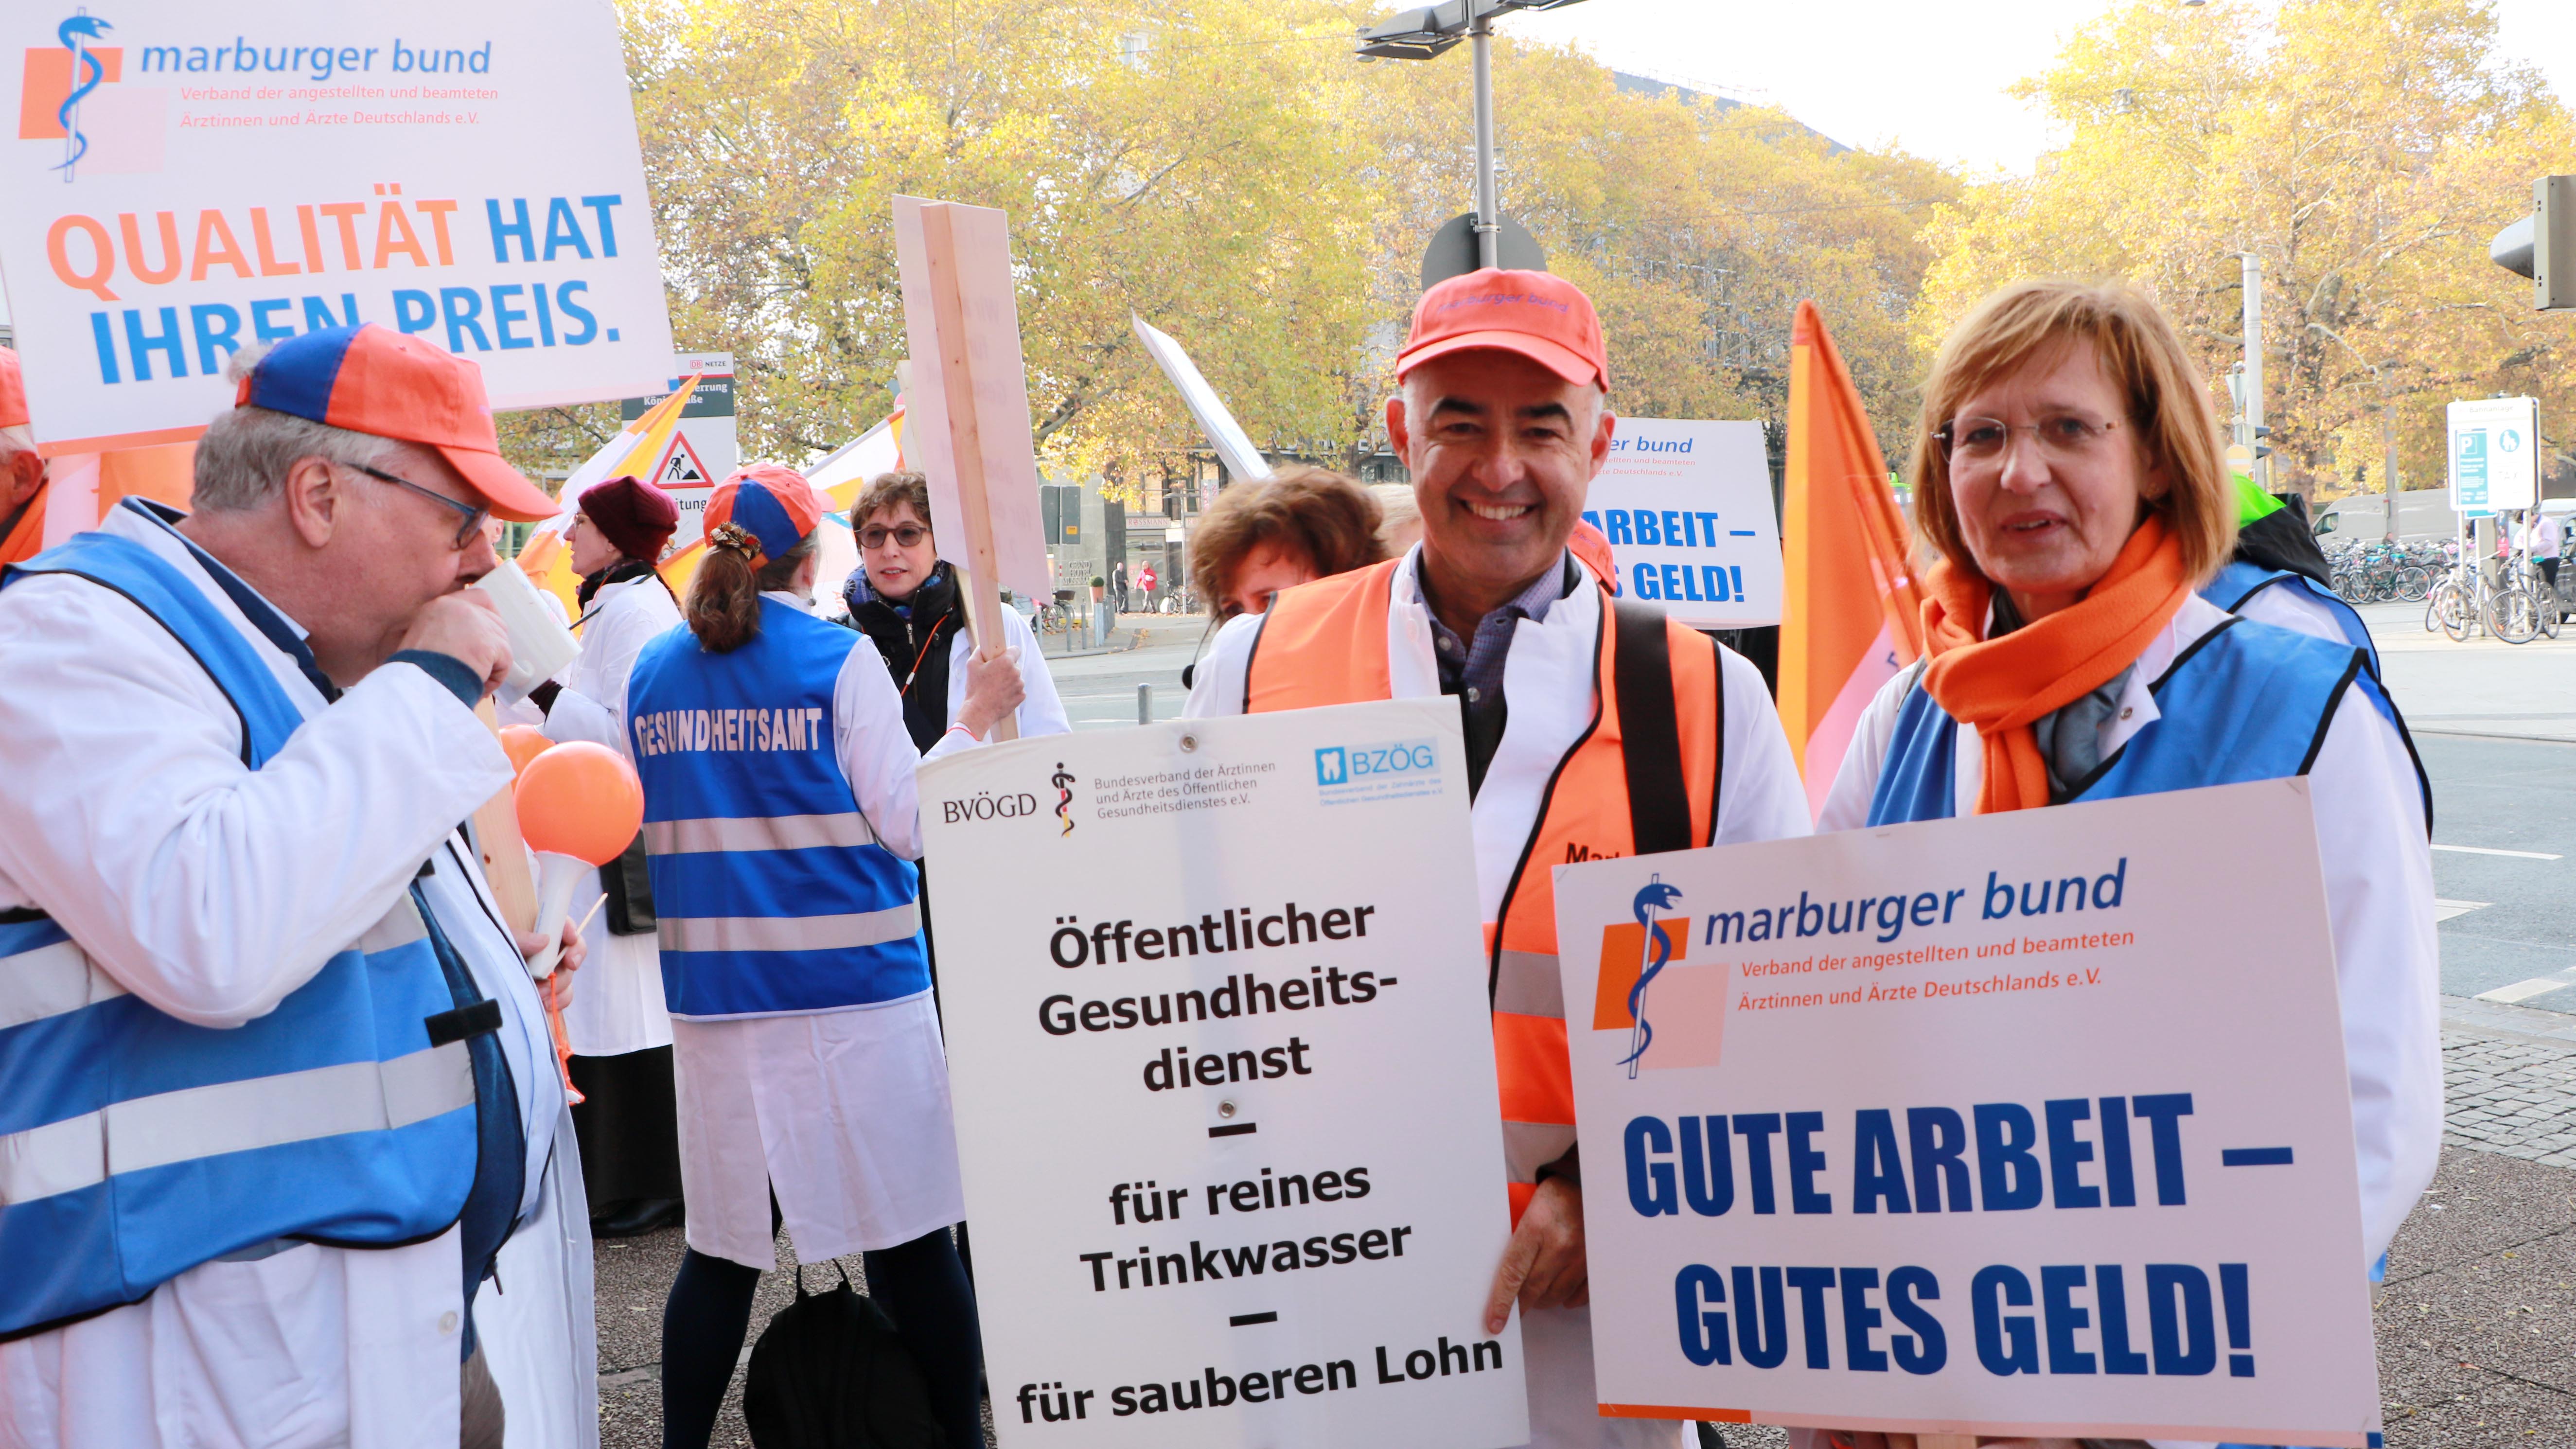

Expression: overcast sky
xmin=1516 ymin=0 xmax=2576 ymax=177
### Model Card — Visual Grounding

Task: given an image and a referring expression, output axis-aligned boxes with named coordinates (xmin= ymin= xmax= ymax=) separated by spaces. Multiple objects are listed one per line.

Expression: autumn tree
xmin=1916 ymin=0 xmax=2576 ymax=505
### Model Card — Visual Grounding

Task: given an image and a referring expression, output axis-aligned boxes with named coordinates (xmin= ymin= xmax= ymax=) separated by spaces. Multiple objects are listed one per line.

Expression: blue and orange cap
xmin=235 ymin=324 xmax=557 ymax=521
xmin=705 ymin=464 xmax=823 ymax=568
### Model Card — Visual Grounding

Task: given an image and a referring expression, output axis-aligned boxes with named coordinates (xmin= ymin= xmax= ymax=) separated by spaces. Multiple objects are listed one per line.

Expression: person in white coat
xmin=835 ymin=468 xmax=1069 ymax=743
xmin=1806 ymin=279 xmax=2436 ymax=1449
xmin=1187 ymin=268 xmax=1813 ymax=1449
xmin=627 ymin=465 xmax=1025 ymax=1449
xmin=0 ymin=325 xmax=586 ymax=1449
xmin=532 ymin=475 xmax=691 ymax=1239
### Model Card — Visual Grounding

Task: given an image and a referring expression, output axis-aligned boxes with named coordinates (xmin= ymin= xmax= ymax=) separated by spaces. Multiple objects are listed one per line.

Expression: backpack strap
xmin=1611 ymin=599 xmax=1691 ymax=855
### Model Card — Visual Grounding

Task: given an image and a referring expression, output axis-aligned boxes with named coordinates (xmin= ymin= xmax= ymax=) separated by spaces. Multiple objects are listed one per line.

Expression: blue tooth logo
xmin=1620 ymin=876 xmax=1684 ymax=1078
xmin=53 ymin=11 xmax=112 ymax=181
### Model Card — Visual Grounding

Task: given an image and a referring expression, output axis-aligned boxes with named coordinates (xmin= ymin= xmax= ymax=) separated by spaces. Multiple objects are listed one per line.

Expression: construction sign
xmin=620 ymin=352 xmax=737 ymax=555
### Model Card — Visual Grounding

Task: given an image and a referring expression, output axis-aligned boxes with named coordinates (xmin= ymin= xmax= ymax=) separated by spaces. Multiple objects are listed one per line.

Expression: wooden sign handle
xmin=1915 ymin=1435 xmax=1977 ymax=1449
xmin=470 ymin=699 xmax=540 ymax=934
xmin=918 ymin=201 xmax=1019 ymax=742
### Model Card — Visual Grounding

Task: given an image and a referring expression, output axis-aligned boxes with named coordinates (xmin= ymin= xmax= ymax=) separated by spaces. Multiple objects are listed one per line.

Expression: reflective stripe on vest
xmin=1244 ymin=559 xmax=1722 ymax=1224
xmin=628 ymin=599 xmax=931 ymax=1020
xmin=0 ymin=533 xmax=482 ymax=1338
xmin=1866 ymin=616 xmax=2369 ymax=828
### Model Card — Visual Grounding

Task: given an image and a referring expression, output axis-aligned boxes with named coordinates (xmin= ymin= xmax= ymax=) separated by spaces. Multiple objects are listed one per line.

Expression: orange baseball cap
xmin=0 ymin=347 xmax=27 ymax=430
xmin=1395 ymin=268 xmax=1609 ymax=391
xmin=234 ymin=325 xmax=558 ymax=521
xmin=705 ymin=464 xmax=823 ymax=568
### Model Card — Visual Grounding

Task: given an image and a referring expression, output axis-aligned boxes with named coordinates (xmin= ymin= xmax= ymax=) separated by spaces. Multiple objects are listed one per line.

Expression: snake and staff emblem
xmin=1051 ymin=762 xmax=1076 ymax=836
xmin=54 ymin=12 xmax=113 ymax=182
xmin=1619 ymin=876 xmax=1684 ymax=1079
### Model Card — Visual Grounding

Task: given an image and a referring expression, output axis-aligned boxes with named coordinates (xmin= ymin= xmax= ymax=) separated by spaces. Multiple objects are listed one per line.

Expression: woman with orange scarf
xmin=1811 ymin=280 xmax=2438 ymax=1449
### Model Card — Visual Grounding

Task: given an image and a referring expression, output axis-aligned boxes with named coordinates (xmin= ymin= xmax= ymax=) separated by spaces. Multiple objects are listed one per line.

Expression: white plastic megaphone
xmin=472 ymin=561 xmax=580 ymax=705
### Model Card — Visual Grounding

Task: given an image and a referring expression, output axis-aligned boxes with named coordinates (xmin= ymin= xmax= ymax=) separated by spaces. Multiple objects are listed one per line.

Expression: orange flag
xmin=1780 ymin=300 xmax=1924 ymax=820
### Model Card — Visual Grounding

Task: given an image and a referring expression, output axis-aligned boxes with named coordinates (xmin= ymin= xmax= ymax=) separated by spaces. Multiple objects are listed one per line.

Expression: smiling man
xmin=1186 ymin=269 xmax=1811 ymax=1447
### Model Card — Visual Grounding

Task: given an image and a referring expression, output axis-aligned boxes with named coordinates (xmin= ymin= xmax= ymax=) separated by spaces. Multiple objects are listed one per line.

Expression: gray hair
xmin=189 ymin=342 xmax=394 ymax=512
xmin=0 ymin=424 xmax=35 ymax=468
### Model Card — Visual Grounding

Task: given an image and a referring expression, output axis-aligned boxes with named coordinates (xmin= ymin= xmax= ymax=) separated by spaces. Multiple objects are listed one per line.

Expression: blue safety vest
xmin=0 ymin=532 xmax=490 ymax=1340
xmin=1867 ymin=615 xmax=2376 ymax=827
xmin=2202 ymin=560 xmax=2379 ymax=671
xmin=626 ymin=598 xmax=930 ymax=1020
xmin=2200 ymin=560 xmax=2431 ymax=831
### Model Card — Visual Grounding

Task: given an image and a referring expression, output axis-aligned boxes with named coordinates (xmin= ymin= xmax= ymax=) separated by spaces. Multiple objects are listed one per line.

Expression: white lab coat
xmin=1818 ymin=595 xmax=2443 ymax=1272
xmin=0 ymin=499 xmax=581 ymax=1449
xmin=543 ymin=573 xmax=685 ymax=1056
xmin=616 ymin=590 xmax=987 ymax=1270
xmin=835 ymin=580 xmax=1072 ymax=740
xmin=1186 ymin=548 xmax=1814 ymax=1449
xmin=945 ymin=601 xmax=1072 ymax=739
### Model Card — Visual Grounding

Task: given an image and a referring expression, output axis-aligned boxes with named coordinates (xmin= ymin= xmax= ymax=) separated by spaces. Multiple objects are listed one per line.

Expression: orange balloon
xmin=514 ymin=742 xmax=645 ymax=866
xmin=498 ymin=725 xmax=553 ymax=778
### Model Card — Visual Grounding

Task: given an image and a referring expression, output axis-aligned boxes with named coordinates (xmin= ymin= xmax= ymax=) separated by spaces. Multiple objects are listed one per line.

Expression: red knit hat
xmin=577 ymin=475 xmax=680 ymax=563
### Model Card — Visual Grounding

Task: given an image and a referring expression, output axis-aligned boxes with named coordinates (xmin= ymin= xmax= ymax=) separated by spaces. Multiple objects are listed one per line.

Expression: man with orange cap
xmin=0 ymin=326 xmax=590 ymax=1449
xmin=0 ymin=347 xmax=47 ymax=569
xmin=1187 ymin=270 xmax=1812 ymax=1447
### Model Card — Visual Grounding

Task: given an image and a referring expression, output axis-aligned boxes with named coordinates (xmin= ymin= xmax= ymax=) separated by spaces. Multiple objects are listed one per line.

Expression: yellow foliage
xmin=1916 ymin=0 xmax=2576 ymax=502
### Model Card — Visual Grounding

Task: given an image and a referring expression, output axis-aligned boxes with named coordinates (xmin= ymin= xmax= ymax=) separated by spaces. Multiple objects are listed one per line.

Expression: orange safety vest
xmin=1243 ymin=557 xmax=1722 ymax=1224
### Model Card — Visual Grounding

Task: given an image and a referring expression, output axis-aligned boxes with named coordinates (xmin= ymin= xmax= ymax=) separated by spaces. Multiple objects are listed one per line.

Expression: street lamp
xmin=1356 ymin=0 xmax=1591 ymax=272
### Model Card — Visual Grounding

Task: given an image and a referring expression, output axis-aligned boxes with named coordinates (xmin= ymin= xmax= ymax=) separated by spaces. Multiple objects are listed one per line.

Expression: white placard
xmin=919 ymin=699 xmax=1528 ymax=1449
xmin=891 ymin=195 xmax=1052 ymax=601
xmin=2447 ymin=396 xmax=2540 ymax=518
xmin=1131 ymin=314 xmax=1269 ymax=483
xmin=0 ymin=0 xmax=673 ymax=452
xmin=1582 ymin=419 xmax=1782 ymax=627
xmin=1553 ymin=779 xmax=2377 ymax=1445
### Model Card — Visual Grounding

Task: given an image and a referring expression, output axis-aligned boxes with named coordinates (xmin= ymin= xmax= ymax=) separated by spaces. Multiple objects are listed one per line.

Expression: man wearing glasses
xmin=0 ymin=325 xmax=587 ymax=1449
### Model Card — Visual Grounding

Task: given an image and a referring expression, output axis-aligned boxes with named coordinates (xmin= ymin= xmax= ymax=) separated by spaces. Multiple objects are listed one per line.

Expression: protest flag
xmin=516 ymin=377 xmax=701 ymax=615
xmin=1778 ymin=300 xmax=1923 ymax=819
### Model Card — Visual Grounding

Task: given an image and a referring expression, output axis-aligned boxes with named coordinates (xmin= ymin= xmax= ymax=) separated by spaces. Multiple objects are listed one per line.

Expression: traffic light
xmin=2489 ymin=176 xmax=2576 ymax=310
xmin=2252 ymin=424 xmax=2274 ymax=461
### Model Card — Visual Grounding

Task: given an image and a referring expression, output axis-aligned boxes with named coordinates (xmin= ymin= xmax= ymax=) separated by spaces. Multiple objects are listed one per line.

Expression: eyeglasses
xmin=348 ymin=461 xmax=489 ymax=549
xmin=1936 ymin=414 xmax=2123 ymax=470
xmin=859 ymin=524 xmax=929 ymax=550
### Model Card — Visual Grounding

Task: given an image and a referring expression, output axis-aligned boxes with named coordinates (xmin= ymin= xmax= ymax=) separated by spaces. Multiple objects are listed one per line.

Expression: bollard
xmin=1137 ymin=683 xmax=1152 ymax=725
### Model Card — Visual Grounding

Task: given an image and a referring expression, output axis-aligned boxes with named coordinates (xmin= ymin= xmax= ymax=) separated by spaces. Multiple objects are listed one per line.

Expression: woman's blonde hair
xmin=1908 ymin=278 xmax=2236 ymax=585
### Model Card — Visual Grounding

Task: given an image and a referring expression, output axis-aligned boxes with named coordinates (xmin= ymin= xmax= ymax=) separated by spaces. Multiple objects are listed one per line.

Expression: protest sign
xmin=1131 ymin=314 xmax=1270 ymax=483
xmin=1553 ymin=778 xmax=2378 ymax=1444
xmin=0 ymin=0 xmax=672 ymax=453
xmin=1581 ymin=419 xmax=1782 ymax=627
xmin=918 ymin=698 xmax=1529 ymax=1449
xmin=893 ymin=195 xmax=1051 ymax=604
xmin=618 ymin=352 xmax=736 ymax=555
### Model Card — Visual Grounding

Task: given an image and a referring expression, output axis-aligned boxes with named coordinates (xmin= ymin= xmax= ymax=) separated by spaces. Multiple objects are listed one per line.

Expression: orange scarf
xmin=1918 ymin=516 xmax=2193 ymax=813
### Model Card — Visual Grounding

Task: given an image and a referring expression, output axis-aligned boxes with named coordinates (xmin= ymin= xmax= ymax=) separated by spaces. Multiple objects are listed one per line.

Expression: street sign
xmin=2448 ymin=397 xmax=2540 ymax=519
xmin=1419 ymin=213 xmax=1546 ymax=290
xmin=619 ymin=353 xmax=736 ymax=557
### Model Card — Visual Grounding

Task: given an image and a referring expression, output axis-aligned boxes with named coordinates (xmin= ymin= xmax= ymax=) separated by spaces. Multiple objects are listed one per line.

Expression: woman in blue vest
xmin=624 ymin=465 xmax=1024 ymax=1449
xmin=1810 ymin=280 xmax=2438 ymax=1449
